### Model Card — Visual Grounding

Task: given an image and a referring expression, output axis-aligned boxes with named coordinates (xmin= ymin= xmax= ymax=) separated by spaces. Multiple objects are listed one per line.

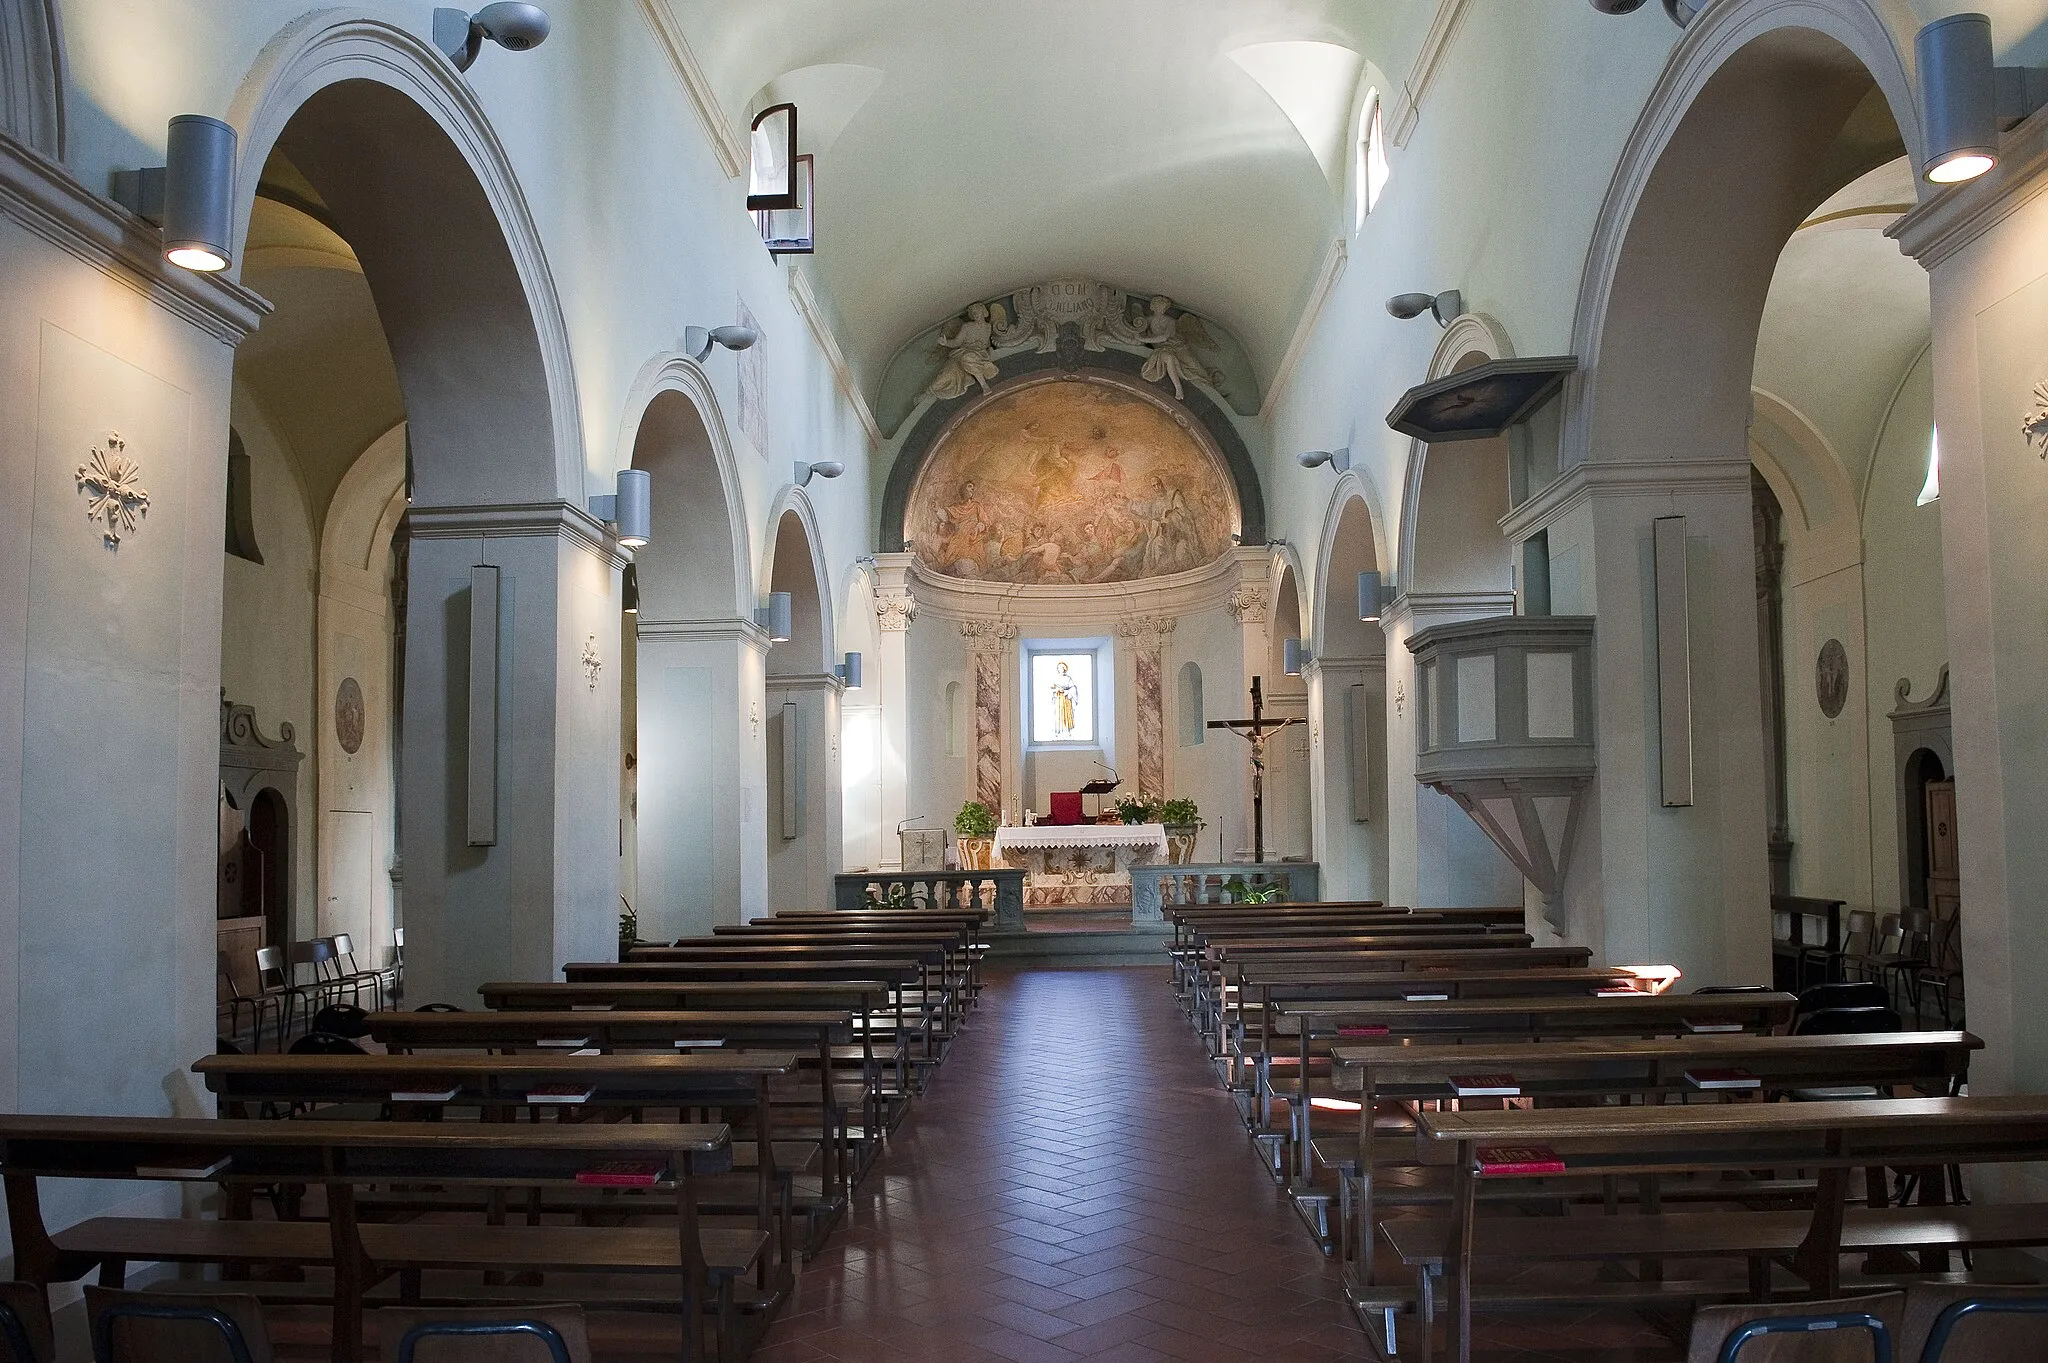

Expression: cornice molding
xmin=1387 ymin=0 xmax=1472 ymax=148
xmin=405 ymin=499 xmax=629 ymax=569
xmin=1892 ymin=103 xmax=2048 ymax=270
xmin=907 ymin=552 xmax=1243 ymax=627
xmin=0 ymin=132 xmax=271 ymax=345
xmin=765 ymin=672 xmax=844 ymax=695
xmin=1379 ymin=590 xmax=1517 ymax=633
xmin=1260 ymin=234 xmax=1348 ymax=419
xmin=789 ymin=263 xmax=882 ymax=446
xmin=636 ymin=0 xmax=746 ymax=179
xmin=1500 ymin=457 xmax=1752 ymax=542
xmin=636 ymin=615 xmax=772 ymax=652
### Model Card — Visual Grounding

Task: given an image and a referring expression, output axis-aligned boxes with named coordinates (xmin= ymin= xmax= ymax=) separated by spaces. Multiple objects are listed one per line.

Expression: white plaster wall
xmin=1163 ymin=606 xmax=1244 ymax=864
xmin=220 ymin=390 xmax=318 ymax=936
xmin=905 ymin=618 xmax=970 ymax=838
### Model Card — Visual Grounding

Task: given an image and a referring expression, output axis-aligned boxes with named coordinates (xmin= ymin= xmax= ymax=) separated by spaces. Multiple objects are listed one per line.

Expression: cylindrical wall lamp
xmin=1918 ymin=13 xmax=1999 ymax=184
xmin=622 ymin=561 xmax=640 ymax=614
xmin=1282 ymin=637 xmax=1311 ymax=677
xmin=1358 ymin=570 xmax=1395 ymax=623
xmin=590 ymin=469 xmax=652 ymax=547
xmin=163 ymin=115 xmax=238 ymax=272
xmin=757 ymin=591 xmax=792 ymax=643
xmin=837 ymin=651 xmax=863 ymax=687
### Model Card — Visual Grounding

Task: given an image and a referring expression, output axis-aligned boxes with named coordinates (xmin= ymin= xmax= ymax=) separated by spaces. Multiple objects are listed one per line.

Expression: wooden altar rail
xmin=833 ymin=870 xmax=1026 ymax=929
xmin=1131 ymin=862 xmax=1321 ymax=923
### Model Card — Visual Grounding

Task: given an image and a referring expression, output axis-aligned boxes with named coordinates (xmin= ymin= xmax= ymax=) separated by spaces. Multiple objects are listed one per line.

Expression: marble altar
xmin=994 ymin=823 xmax=1168 ymax=908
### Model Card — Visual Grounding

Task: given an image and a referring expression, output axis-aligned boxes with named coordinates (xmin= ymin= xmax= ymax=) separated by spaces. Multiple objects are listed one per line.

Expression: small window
xmin=1030 ymin=652 xmax=1097 ymax=746
xmin=1178 ymin=662 xmax=1205 ymax=747
xmin=224 ymin=427 xmax=263 ymax=564
xmin=1356 ymin=91 xmax=1389 ymax=230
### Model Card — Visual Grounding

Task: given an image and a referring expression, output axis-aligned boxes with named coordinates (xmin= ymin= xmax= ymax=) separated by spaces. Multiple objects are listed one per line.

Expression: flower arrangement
xmin=1114 ymin=793 xmax=1160 ymax=824
xmin=954 ymin=800 xmax=998 ymax=837
xmin=1159 ymin=798 xmax=1200 ymax=828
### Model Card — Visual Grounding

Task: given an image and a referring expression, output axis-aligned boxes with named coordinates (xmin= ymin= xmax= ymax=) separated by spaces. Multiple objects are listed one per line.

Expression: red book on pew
xmin=575 ymin=1161 xmax=667 ymax=1188
xmin=1685 ymin=1067 xmax=1762 ymax=1090
xmin=1475 ymin=1145 xmax=1565 ymax=1177
xmin=1450 ymin=1074 xmax=1521 ymax=1097
xmin=1338 ymin=1025 xmax=1390 ymax=1038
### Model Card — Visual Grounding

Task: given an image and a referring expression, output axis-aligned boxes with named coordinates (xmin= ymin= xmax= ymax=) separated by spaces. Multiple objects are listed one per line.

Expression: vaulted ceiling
xmin=660 ymin=0 xmax=1382 ymax=399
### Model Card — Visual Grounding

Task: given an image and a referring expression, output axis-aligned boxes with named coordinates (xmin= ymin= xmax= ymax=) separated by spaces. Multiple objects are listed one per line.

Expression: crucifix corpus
xmin=1207 ymin=676 xmax=1305 ymax=863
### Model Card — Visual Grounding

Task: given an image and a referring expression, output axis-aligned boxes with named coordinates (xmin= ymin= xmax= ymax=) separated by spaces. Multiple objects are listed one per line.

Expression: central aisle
xmin=757 ymin=966 xmax=1367 ymax=1361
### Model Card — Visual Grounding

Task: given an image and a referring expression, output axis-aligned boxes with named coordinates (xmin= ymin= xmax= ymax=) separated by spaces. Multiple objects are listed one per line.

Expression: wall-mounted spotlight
xmin=796 ymin=460 xmax=844 ymax=488
xmin=1297 ymin=447 xmax=1351 ymax=473
xmin=1386 ymin=290 xmax=1463 ymax=327
xmin=756 ymin=591 xmax=792 ymax=643
xmin=835 ymin=652 xmax=863 ymax=687
xmin=1915 ymin=13 xmax=2048 ymax=185
xmin=589 ymin=468 xmax=651 ymax=547
xmin=434 ymin=4 xmax=551 ymax=72
xmin=686 ymin=325 xmax=760 ymax=363
xmin=1282 ymin=637 xmax=1312 ymax=677
xmin=1588 ymin=0 xmax=1709 ymax=27
xmin=112 ymin=115 xmax=239 ymax=273
xmin=622 ymin=562 xmax=640 ymax=614
xmin=1357 ymin=570 xmax=1396 ymax=623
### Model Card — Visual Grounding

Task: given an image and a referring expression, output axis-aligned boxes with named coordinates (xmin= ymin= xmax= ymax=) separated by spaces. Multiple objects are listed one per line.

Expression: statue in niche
xmin=920 ymin=302 xmax=1001 ymax=401
xmin=1129 ymin=295 xmax=1220 ymax=400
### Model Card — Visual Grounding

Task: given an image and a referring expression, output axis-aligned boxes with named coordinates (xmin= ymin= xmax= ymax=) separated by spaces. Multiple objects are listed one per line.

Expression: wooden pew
xmin=1182 ymin=933 xmax=1539 ymax=1027
xmin=638 ymin=931 xmax=975 ymax=1031
xmin=1396 ymin=1095 xmax=2048 ymax=1363
xmin=1274 ymin=992 xmax=1797 ymax=1188
xmin=363 ymin=1008 xmax=871 ymax=1206
xmin=0 ymin=1115 xmax=749 ymax=1363
xmin=1326 ymin=1030 xmax=1981 ymax=1294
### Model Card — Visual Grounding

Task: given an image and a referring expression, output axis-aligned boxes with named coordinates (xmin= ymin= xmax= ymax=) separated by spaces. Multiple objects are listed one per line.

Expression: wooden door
xmin=1925 ymin=779 xmax=1960 ymax=927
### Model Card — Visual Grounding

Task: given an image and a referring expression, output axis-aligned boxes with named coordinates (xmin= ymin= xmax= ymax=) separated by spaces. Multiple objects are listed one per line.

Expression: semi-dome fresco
xmin=905 ymin=377 xmax=1240 ymax=585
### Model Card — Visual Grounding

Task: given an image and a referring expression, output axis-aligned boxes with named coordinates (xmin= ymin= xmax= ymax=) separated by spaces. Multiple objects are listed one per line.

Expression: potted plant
xmin=1114 ymin=793 xmax=1159 ymax=825
xmin=955 ymin=800 xmax=998 ymax=870
xmin=1160 ymin=797 xmax=1204 ymax=864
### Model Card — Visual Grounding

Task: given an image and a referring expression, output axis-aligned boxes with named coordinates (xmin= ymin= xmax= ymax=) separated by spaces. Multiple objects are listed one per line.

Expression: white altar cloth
xmin=994 ymin=824 xmax=1166 ymax=908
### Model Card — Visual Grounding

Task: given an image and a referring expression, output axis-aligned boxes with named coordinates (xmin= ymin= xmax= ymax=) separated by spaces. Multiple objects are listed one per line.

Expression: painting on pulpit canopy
xmin=905 ymin=377 xmax=1239 ymax=585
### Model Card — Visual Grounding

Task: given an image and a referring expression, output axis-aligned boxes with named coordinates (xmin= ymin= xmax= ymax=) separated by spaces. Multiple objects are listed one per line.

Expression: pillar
xmin=869 ymin=554 xmax=917 ymax=869
xmin=1306 ymin=654 xmax=1387 ymax=901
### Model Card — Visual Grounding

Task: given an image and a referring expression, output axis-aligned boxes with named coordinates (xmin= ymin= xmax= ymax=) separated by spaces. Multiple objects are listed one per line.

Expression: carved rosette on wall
xmin=76 ymin=433 xmax=150 ymax=548
xmin=1117 ymin=616 xmax=1177 ymax=799
xmin=2022 ymin=380 xmax=2048 ymax=456
xmin=1228 ymin=585 xmax=1269 ymax=625
xmin=960 ymin=620 xmax=1018 ymax=810
xmin=874 ymin=588 xmax=918 ymax=634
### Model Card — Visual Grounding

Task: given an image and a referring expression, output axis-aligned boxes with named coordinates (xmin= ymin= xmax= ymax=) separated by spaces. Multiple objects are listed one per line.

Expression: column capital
xmin=1115 ymin=614 xmax=1177 ymax=649
xmin=1227 ymin=584 xmax=1269 ymax=624
xmin=959 ymin=619 xmax=1018 ymax=653
xmin=875 ymin=588 xmax=918 ymax=633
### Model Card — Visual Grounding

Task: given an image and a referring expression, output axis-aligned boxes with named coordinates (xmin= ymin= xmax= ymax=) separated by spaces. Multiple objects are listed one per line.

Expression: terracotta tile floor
xmin=757 ymin=967 xmax=1684 ymax=1363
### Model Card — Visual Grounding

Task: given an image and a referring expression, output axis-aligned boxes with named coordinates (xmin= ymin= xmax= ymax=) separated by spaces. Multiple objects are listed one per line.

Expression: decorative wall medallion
xmin=2024 ymin=381 xmax=2048 ymax=455
xmin=874 ymin=589 xmax=918 ymax=633
xmin=1816 ymin=638 xmax=1849 ymax=719
xmin=335 ymin=677 xmax=366 ymax=754
xmin=75 ymin=433 xmax=150 ymax=548
xmin=581 ymin=636 xmax=602 ymax=691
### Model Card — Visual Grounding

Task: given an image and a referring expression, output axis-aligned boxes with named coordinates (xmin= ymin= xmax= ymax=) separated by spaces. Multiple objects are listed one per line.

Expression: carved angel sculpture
xmin=2023 ymin=381 xmax=2048 ymax=456
xmin=1131 ymin=295 xmax=1219 ymax=400
xmin=921 ymin=302 xmax=1001 ymax=401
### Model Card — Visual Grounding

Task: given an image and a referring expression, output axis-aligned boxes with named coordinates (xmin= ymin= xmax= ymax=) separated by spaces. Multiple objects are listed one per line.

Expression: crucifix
xmin=1207 ymin=676 xmax=1305 ymax=863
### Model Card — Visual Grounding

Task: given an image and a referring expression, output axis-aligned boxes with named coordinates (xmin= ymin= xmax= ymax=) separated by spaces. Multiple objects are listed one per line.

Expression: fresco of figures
xmin=907 ymin=379 xmax=1239 ymax=585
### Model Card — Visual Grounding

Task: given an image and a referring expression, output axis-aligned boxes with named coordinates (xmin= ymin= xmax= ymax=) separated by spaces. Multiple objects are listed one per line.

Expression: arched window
xmin=1355 ymin=89 xmax=1389 ymax=231
xmin=1178 ymin=662 xmax=1204 ymax=747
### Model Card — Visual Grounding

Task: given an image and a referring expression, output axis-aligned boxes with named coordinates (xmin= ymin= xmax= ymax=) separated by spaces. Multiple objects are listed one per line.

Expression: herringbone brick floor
xmin=756 ymin=967 xmax=1681 ymax=1363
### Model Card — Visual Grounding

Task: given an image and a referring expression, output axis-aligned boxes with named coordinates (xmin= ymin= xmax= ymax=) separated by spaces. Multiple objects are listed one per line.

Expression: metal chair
xmin=391 ymin=925 xmax=405 ymax=1003
xmin=1865 ymin=909 xmax=1931 ymax=1014
xmin=287 ymin=940 xmax=350 ymax=1019
xmin=1688 ymin=1293 xmax=1903 ymax=1363
xmin=86 ymin=1288 xmax=272 ymax=1363
xmin=377 ymin=1305 xmax=589 ymax=1363
xmin=252 ymin=947 xmax=314 ymax=1052
xmin=1715 ymin=1312 xmax=1893 ymax=1362
xmin=1905 ymin=1288 xmax=2048 ymax=1361
xmin=1794 ymin=1005 xmax=1902 ymax=1036
xmin=0 ymin=1282 xmax=53 ymax=1363
xmin=215 ymin=951 xmax=271 ymax=1049
xmin=1916 ymin=914 xmax=1965 ymax=1026
xmin=324 ymin=933 xmax=388 ymax=1009
xmin=1800 ymin=907 xmax=1877 ymax=989
xmin=1797 ymin=981 xmax=1892 ymax=1018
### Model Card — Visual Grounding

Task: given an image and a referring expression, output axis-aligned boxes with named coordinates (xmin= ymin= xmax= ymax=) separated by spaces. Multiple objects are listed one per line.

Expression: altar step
xmin=983 ymin=924 xmax=1171 ymax=968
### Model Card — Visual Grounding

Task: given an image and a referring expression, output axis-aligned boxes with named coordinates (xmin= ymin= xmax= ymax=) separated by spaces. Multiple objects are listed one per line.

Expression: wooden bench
xmin=0 ymin=1114 xmax=754 ymax=1363
xmin=1323 ymin=1030 xmax=1982 ymax=1283
xmin=1272 ymin=992 xmax=1796 ymax=1187
xmin=1398 ymin=1095 xmax=2048 ymax=1363
xmin=628 ymin=935 xmax=972 ymax=1036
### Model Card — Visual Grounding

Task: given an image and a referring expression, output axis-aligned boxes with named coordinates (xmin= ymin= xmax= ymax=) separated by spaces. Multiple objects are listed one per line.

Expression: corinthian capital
xmin=875 ymin=588 xmax=917 ymax=633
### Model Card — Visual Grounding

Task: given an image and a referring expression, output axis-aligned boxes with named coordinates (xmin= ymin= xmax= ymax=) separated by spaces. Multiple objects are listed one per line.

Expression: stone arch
xmin=0 ymin=0 xmax=64 ymax=159
xmin=620 ymin=362 xmax=752 ymax=624
xmin=1313 ymin=475 xmax=1388 ymax=658
xmin=1565 ymin=0 xmax=1919 ymax=471
xmin=227 ymin=12 xmax=582 ymax=505
xmin=1397 ymin=313 xmax=1515 ymax=596
xmin=761 ymin=491 xmax=836 ymax=674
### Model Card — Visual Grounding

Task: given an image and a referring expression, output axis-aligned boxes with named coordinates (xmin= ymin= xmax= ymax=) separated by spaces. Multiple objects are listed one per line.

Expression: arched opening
xmin=1177 ymin=661 xmax=1204 ymax=748
xmin=839 ymin=569 xmax=885 ymax=872
xmin=1312 ymin=491 xmax=1389 ymax=897
xmin=1394 ymin=350 xmax=1521 ymax=910
xmin=248 ymin=789 xmax=291 ymax=951
xmin=1561 ymin=7 xmax=1919 ymax=983
xmin=225 ymin=45 xmax=593 ymax=1007
xmin=626 ymin=383 xmax=754 ymax=937
xmin=1262 ymin=564 xmax=1311 ymax=861
xmin=764 ymin=506 xmax=838 ymax=912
